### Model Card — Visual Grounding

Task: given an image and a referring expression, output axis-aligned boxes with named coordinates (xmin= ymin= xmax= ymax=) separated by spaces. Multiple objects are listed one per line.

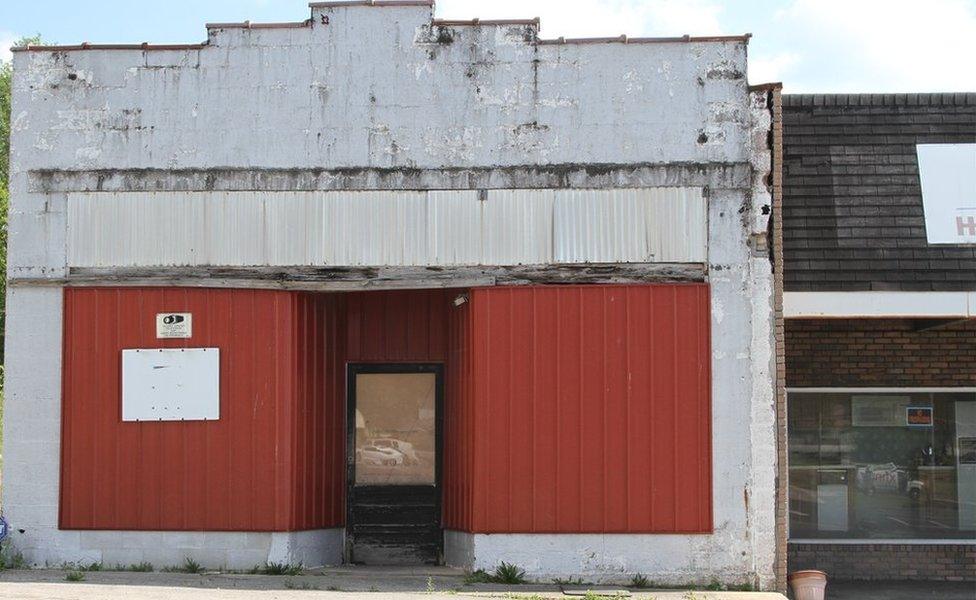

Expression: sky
xmin=1 ymin=0 xmax=975 ymax=93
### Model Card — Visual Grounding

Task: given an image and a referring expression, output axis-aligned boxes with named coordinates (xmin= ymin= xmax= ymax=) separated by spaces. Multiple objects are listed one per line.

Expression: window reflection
xmin=354 ymin=373 xmax=436 ymax=486
xmin=788 ymin=391 xmax=976 ymax=539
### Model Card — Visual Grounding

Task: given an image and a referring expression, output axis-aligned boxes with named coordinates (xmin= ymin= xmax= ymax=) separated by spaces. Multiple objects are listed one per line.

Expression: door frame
xmin=345 ymin=362 xmax=445 ymax=561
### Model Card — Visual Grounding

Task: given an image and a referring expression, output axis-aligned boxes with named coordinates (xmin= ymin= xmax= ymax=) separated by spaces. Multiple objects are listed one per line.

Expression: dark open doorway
xmin=346 ymin=363 xmax=444 ymax=565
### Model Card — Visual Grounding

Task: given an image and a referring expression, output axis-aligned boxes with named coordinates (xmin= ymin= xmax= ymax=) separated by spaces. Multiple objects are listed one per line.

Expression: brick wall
xmin=788 ymin=543 xmax=975 ymax=582
xmin=786 ymin=318 xmax=976 ymax=387
xmin=786 ymin=317 xmax=976 ymax=581
xmin=771 ymin=86 xmax=789 ymax=593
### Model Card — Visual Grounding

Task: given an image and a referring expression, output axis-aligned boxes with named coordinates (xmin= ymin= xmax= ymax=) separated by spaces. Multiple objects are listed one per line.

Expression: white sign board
xmin=851 ymin=395 xmax=910 ymax=427
xmin=916 ymin=143 xmax=976 ymax=244
xmin=156 ymin=313 xmax=192 ymax=338
xmin=122 ymin=348 xmax=219 ymax=421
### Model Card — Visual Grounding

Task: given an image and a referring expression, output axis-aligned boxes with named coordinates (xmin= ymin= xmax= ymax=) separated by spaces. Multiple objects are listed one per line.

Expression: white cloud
xmin=434 ymin=0 xmax=726 ymax=38
xmin=0 ymin=31 xmax=19 ymax=64
xmin=435 ymin=0 xmax=976 ymax=92
xmin=748 ymin=51 xmax=799 ymax=86
xmin=761 ymin=0 xmax=976 ymax=92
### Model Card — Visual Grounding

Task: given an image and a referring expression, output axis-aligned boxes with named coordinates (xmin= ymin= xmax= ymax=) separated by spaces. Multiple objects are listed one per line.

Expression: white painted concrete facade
xmin=4 ymin=1 xmax=778 ymax=587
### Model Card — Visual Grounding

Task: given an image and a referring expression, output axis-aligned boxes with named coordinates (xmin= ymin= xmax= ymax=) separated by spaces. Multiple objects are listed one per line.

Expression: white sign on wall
xmin=851 ymin=395 xmax=910 ymax=427
xmin=916 ymin=143 xmax=976 ymax=244
xmin=122 ymin=348 xmax=220 ymax=422
xmin=156 ymin=313 xmax=192 ymax=338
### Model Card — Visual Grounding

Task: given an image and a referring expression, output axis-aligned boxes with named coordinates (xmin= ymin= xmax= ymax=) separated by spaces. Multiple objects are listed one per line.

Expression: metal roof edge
xmin=12 ymin=42 xmax=208 ymax=52
xmin=538 ymin=33 xmax=750 ymax=45
xmin=205 ymin=20 xmax=312 ymax=30
xmin=309 ymin=0 xmax=433 ymax=7
xmin=749 ymin=82 xmax=784 ymax=92
xmin=432 ymin=18 xmax=540 ymax=27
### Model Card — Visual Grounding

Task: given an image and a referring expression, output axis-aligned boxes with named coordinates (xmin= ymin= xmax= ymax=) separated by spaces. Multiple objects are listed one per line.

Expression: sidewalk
xmin=0 ymin=567 xmax=788 ymax=599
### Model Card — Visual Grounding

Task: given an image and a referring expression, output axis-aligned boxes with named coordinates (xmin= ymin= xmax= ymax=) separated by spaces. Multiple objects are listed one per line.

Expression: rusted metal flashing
xmin=205 ymin=20 xmax=312 ymax=30
xmin=10 ymin=263 xmax=707 ymax=291
xmin=309 ymin=0 xmax=433 ymax=7
xmin=12 ymin=42 xmax=208 ymax=52
xmin=30 ymin=163 xmax=750 ymax=193
xmin=748 ymin=82 xmax=783 ymax=92
xmin=539 ymin=33 xmax=750 ymax=45
xmin=431 ymin=18 xmax=540 ymax=27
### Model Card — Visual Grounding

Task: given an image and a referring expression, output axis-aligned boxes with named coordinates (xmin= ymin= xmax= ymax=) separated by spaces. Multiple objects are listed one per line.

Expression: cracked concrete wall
xmin=9 ymin=3 xmax=748 ymax=281
xmin=10 ymin=6 xmax=748 ymax=176
xmin=4 ymin=2 xmax=775 ymax=585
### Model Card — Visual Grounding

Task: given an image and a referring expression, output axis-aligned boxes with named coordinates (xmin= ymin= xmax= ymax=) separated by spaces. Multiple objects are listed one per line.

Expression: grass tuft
xmin=0 ymin=549 xmax=27 ymax=571
xmin=629 ymin=573 xmax=649 ymax=588
xmin=258 ymin=562 xmax=303 ymax=576
xmin=65 ymin=571 xmax=85 ymax=582
xmin=162 ymin=557 xmax=204 ymax=574
xmin=464 ymin=562 xmax=528 ymax=585
xmin=463 ymin=569 xmax=492 ymax=585
xmin=491 ymin=562 xmax=527 ymax=584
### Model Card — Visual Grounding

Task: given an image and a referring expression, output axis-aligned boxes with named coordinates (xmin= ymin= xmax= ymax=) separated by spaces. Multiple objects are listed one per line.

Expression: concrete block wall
xmin=4 ymin=1 xmax=778 ymax=586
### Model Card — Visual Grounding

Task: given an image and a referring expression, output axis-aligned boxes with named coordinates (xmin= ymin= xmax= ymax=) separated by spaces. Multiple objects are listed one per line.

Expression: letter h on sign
xmin=957 ymin=216 xmax=976 ymax=237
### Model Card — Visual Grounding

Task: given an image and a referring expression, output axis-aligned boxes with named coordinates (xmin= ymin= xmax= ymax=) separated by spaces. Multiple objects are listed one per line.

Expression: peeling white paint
xmin=5 ymin=2 xmax=772 ymax=588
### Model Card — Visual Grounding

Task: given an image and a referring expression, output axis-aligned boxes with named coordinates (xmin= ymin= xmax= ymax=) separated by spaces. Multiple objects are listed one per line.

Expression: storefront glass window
xmin=788 ymin=391 xmax=976 ymax=539
xmin=354 ymin=373 xmax=437 ymax=486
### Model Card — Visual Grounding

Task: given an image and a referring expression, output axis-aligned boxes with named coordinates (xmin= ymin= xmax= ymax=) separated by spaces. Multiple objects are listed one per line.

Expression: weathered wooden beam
xmin=29 ymin=163 xmax=749 ymax=192
xmin=11 ymin=263 xmax=706 ymax=291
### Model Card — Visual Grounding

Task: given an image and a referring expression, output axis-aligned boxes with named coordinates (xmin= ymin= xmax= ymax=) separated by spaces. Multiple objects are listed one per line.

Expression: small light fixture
xmin=453 ymin=293 xmax=468 ymax=307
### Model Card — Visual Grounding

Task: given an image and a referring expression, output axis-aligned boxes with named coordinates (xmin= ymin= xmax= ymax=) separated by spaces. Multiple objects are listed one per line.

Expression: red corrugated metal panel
xmin=290 ymin=293 xmax=346 ymax=530
xmin=443 ymin=294 xmax=475 ymax=531
xmin=62 ymin=285 xmax=709 ymax=534
xmin=306 ymin=289 xmax=455 ymax=529
xmin=465 ymin=284 xmax=713 ymax=533
xmin=60 ymin=287 xmax=347 ymax=531
xmin=344 ymin=290 xmax=452 ymax=362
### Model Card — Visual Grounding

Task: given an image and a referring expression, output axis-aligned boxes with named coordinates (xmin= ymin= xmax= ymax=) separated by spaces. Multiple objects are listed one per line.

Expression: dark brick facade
xmin=788 ymin=543 xmax=976 ymax=582
xmin=782 ymin=93 xmax=976 ymax=292
xmin=786 ymin=318 xmax=976 ymax=388
xmin=786 ymin=317 xmax=976 ymax=581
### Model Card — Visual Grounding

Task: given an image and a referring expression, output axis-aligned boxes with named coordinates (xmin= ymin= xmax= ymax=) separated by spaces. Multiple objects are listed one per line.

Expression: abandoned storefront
xmin=782 ymin=93 xmax=976 ymax=581
xmin=4 ymin=1 xmax=783 ymax=588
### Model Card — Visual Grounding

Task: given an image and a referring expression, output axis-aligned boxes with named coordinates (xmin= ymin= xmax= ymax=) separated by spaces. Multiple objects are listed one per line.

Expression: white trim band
xmin=784 ymin=291 xmax=976 ymax=318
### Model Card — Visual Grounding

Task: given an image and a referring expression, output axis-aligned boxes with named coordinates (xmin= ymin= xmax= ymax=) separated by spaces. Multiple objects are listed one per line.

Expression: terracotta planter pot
xmin=788 ymin=570 xmax=827 ymax=600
